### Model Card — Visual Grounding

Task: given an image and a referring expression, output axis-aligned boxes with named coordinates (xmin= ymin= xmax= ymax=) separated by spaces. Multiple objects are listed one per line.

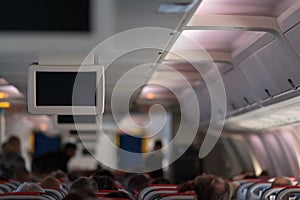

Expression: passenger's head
xmin=2 ymin=136 xmax=21 ymax=154
xmin=178 ymin=180 xmax=195 ymax=193
xmin=92 ymin=175 xmax=117 ymax=191
xmin=63 ymin=143 xmax=77 ymax=158
xmin=40 ymin=176 xmax=62 ymax=189
xmin=49 ymin=169 xmax=69 ymax=182
xmin=70 ymin=177 xmax=98 ymax=194
xmin=63 ymin=191 xmax=98 ymax=200
xmin=7 ymin=136 xmax=21 ymax=145
xmin=92 ymin=169 xmax=116 ymax=180
xmin=154 ymin=140 xmax=162 ymax=151
xmin=194 ymin=175 xmax=230 ymax=200
xmin=271 ymin=177 xmax=293 ymax=187
xmin=9 ymin=136 xmax=21 ymax=153
xmin=15 ymin=182 xmax=45 ymax=193
xmin=127 ymin=174 xmax=150 ymax=195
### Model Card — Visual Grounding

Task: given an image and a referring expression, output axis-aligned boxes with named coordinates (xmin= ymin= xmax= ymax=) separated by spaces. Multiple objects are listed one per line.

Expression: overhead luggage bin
xmin=253 ymin=38 xmax=300 ymax=92
xmin=222 ymin=67 xmax=257 ymax=110
xmin=285 ymin=22 xmax=300 ymax=60
xmin=239 ymin=56 xmax=281 ymax=100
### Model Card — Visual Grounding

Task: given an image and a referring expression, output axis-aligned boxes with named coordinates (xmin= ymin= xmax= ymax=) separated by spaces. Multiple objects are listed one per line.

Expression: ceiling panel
xmin=170 ymin=30 xmax=266 ymax=52
xmin=194 ymin=0 xmax=297 ymax=17
xmin=0 ymin=0 xmax=187 ymax=114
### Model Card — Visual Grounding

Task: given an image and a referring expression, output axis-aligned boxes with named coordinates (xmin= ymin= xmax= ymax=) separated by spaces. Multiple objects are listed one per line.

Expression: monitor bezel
xmin=28 ymin=64 xmax=104 ymax=115
xmin=53 ymin=114 xmax=102 ymax=130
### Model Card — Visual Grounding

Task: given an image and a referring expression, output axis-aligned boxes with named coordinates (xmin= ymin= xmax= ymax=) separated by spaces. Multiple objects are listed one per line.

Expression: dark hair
xmin=271 ymin=177 xmax=293 ymax=187
xmin=64 ymin=143 xmax=77 ymax=150
xmin=70 ymin=177 xmax=98 ymax=194
xmin=154 ymin=140 xmax=162 ymax=148
xmin=194 ymin=175 xmax=230 ymax=200
xmin=7 ymin=136 xmax=21 ymax=143
xmin=92 ymin=175 xmax=117 ymax=190
xmin=49 ymin=170 xmax=69 ymax=182
xmin=127 ymin=174 xmax=149 ymax=195
xmin=92 ymin=169 xmax=115 ymax=180
xmin=15 ymin=182 xmax=45 ymax=193
xmin=178 ymin=180 xmax=194 ymax=193
xmin=104 ymin=191 xmax=132 ymax=199
xmin=40 ymin=176 xmax=62 ymax=189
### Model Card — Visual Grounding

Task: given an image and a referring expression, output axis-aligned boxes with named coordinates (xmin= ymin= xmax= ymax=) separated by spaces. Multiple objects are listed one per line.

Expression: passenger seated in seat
xmin=69 ymin=177 xmax=98 ymax=194
xmin=127 ymin=174 xmax=150 ymax=198
xmin=92 ymin=175 xmax=117 ymax=191
xmin=178 ymin=180 xmax=195 ymax=193
xmin=40 ymin=176 xmax=62 ymax=189
xmin=14 ymin=182 xmax=45 ymax=193
xmin=144 ymin=140 xmax=164 ymax=179
xmin=91 ymin=169 xmax=116 ymax=181
xmin=49 ymin=169 xmax=69 ymax=182
xmin=0 ymin=136 xmax=28 ymax=180
xmin=271 ymin=177 xmax=293 ymax=187
xmin=193 ymin=175 xmax=230 ymax=200
xmin=32 ymin=142 xmax=77 ymax=173
xmin=178 ymin=174 xmax=231 ymax=199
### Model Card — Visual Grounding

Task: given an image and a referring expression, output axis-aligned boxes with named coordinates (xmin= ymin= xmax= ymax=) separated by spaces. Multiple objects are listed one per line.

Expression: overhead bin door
xmin=239 ymin=54 xmax=282 ymax=100
xmin=238 ymin=11 xmax=300 ymax=100
xmin=181 ymin=87 xmax=209 ymax=124
xmin=285 ymin=22 xmax=300 ymax=64
xmin=222 ymin=67 xmax=257 ymax=110
xmin=254 ymin=38 xmax=300 ymax=91
xmin=195 ymin=85 xmax=212 ymax=122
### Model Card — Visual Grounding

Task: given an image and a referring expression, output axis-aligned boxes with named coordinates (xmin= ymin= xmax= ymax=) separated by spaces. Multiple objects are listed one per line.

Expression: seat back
xmin=44 ymin=188 xmax=65 ymax=199
xmin=0 ymin=192 xmax=49 ymax=200
xmin=236 ymin=181 xmax=257 ymax=200
xmin=246 ymin=182 xmax=271 ymax=200
xmin=143 ymin=188 xmax=178 ymax=200
xmin=275 ymin=187 xmax=300 ymax=200
xmin=0 ymin=183 xmax=13 ymax=193
xmin=138 ymin=184 xmax=177 ymax=200
xmin=261 ymin=187 xmax=286 ymax=200
xmin=159 ymin=192 xmax=196 ymax=200
xmin=9 ymin=180 xmax=21 ymax=188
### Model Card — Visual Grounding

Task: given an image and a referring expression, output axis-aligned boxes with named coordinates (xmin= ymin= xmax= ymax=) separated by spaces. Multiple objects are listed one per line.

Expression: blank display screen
xmin=36 ymin=72 xmax=96 ymax=106
xmin=70 ymin=130 xmax=97 ymax=136
xmin=0 ymin=0 xmax=90 ymax=31
xmin=57 ymin=115 xmax=96 ymax=124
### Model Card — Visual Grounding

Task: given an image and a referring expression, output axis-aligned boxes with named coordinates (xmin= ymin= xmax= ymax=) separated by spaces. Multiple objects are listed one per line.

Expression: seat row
xmin=138 ymin=184 xmax=196 ymax=200
xmin=234 ymin=178 xmax=300 ymax=200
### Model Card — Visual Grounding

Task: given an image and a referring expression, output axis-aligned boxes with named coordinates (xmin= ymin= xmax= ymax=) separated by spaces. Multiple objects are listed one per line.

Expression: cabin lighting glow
xmin=0 ymin=102 xmax=10 ymax=108
xmin=0 ymin=92 xmax=8 ymax=99
xmin=39 ymin=123 xmax=48 ymax=131
xmin=146 ymin=93 xmax=155 ymax=99
xmin=270 ymin=114 xmax=286 ymax=120
xmin=285 ymin=110 xmax=300 ymax=115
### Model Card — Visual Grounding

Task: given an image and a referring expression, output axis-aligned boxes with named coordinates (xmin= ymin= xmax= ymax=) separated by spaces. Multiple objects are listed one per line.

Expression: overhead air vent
xmin=157 ymin=0 xmax=197 ymax=13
